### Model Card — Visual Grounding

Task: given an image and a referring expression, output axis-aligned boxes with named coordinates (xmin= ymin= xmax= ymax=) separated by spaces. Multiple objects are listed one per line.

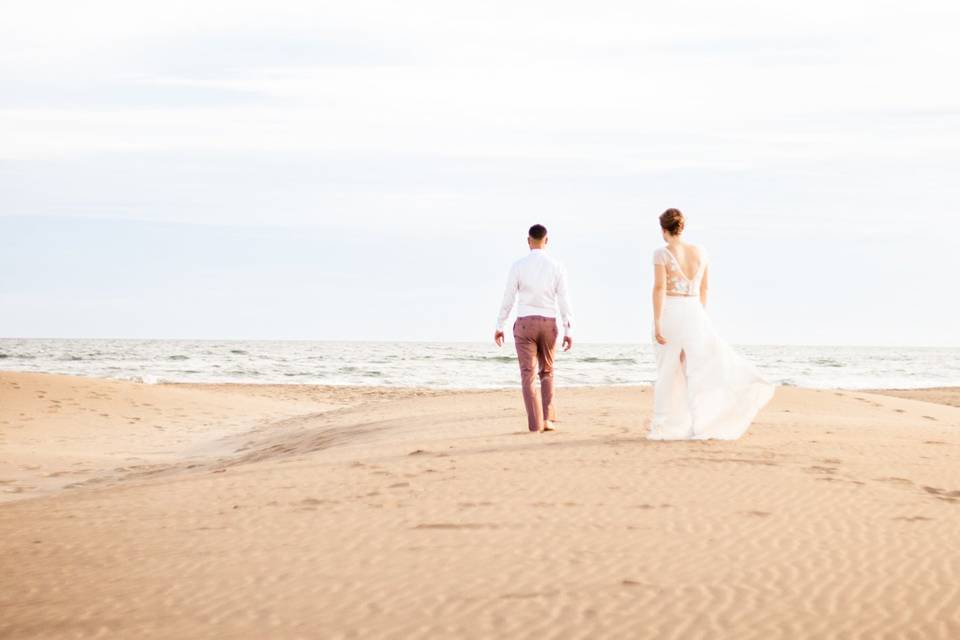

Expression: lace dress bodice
xmin=653 ymin=245 xmax=708 ymax=296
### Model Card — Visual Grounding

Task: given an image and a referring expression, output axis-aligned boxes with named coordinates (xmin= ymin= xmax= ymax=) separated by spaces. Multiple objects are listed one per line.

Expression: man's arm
xmin=556 ymin=266 xmax=574 ymax=351
xmin=494 ymin=265 xmax=519 ymax=346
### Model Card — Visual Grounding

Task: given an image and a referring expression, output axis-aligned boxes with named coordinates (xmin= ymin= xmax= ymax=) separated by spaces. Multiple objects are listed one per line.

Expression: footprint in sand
xmin=816 ymin=477 xmax=854 ymax=484
xmin=299 ymin=497 xmax=338 ymax=506
xmin=922 ymin=486 xmax=960 ymax=501
xmin=877 ymin=476 xmax=914 ymax=486
xmin=622 ymin=580 xmax=656 ymax=588
xmin=806 ymin=465 xmax=838 ymax=474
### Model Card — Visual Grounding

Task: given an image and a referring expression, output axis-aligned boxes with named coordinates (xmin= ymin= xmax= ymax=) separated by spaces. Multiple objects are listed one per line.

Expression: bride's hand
xmin=655 ymin=326 xmax=667 ymax=345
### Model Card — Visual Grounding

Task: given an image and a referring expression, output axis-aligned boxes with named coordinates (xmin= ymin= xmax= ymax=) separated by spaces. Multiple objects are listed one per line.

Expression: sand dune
xmin=2 ymin=372 xmax=960 ymax=639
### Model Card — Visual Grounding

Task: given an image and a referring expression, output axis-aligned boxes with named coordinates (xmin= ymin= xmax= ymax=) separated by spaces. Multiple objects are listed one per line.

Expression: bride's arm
xmin=653 ymin=265 xmax=667 ymax=344
xmin=699 ymin=266 xmax=709 ymax=307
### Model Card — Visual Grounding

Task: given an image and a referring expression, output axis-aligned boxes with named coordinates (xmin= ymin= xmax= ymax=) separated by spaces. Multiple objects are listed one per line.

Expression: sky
xmin=2 ymin=0 xmax=959 ymax=345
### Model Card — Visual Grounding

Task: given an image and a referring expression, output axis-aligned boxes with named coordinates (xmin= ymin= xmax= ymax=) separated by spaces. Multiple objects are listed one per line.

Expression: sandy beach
xmin=2 ymin=372 xmax=959 ymax=639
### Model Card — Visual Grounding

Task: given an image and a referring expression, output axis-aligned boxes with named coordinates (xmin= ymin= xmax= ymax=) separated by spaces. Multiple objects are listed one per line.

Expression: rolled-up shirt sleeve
xmin=496 ymin=264 xmax=519 ymax=332
xmin=556 ymin=266 xmax=573 ymax=336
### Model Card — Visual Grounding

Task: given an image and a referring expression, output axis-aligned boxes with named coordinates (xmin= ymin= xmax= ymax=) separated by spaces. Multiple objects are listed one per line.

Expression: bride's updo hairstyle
xmin=659 ymin=208 xmax=685 ymax=236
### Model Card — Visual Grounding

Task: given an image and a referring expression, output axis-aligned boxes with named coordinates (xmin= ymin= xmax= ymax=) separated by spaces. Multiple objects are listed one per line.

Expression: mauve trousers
xmin=513 ymin=315 xmax=558 ymax=431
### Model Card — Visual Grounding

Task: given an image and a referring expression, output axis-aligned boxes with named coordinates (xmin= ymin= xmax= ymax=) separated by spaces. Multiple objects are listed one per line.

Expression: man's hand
xmin=562 ymin=335 xmax=573 ymax=352
xmin=494 ymin=330 xmax=505 ymax=347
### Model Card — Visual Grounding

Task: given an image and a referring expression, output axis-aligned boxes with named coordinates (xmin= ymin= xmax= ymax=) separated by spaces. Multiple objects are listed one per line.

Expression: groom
xmin=495 ymin=224 xmax=574 ymax=432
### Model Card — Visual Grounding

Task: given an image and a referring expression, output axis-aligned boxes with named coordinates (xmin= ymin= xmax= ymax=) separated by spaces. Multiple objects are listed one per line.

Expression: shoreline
xmin=4 ymin=368 xmax=960 ymax=392
xmin=3 ymin=371 xmax=960 ymax=638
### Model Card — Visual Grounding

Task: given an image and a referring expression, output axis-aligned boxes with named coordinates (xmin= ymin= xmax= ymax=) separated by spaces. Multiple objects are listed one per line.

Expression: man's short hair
xmin=528 ymin=224 xmax=548 ymax=240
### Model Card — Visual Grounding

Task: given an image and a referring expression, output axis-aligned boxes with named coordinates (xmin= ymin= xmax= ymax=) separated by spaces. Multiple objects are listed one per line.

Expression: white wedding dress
xmin=649 ymin=245 xmax=774 ymax=440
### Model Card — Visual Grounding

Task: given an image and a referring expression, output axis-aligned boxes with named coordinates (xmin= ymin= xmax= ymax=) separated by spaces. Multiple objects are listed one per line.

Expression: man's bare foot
xmin=543 ymin=421 xmax=557 ymax=432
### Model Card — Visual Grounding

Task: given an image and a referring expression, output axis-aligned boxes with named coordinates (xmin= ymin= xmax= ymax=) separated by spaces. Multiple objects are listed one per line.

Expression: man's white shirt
xmin=496 ymin=249 xmax=573 ymax=336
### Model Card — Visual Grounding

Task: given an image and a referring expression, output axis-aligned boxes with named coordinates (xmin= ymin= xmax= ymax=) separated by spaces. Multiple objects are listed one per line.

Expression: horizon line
xmin=1 ymin=336 xmax=958 ymax=350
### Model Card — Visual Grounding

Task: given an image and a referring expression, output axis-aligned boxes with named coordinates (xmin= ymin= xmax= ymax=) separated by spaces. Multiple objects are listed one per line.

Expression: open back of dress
xmin=653 ymin=246 xmax=706 ymax=297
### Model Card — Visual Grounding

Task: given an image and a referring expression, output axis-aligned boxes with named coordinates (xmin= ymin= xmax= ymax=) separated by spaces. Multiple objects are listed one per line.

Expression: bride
xmin=650 ymin=208 xmax=774 ymax=440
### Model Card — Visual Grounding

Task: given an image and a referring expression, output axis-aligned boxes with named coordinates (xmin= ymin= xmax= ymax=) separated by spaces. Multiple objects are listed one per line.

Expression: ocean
xmin=1 ymin=339 xmax=958 ymax=389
